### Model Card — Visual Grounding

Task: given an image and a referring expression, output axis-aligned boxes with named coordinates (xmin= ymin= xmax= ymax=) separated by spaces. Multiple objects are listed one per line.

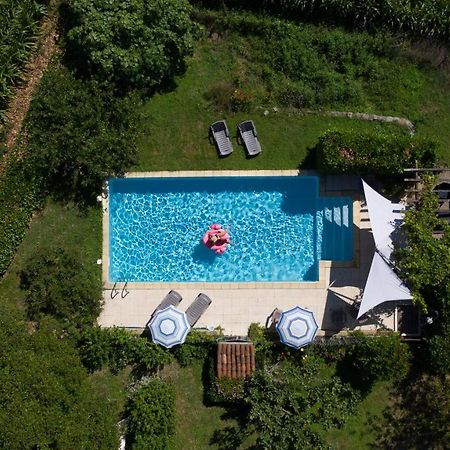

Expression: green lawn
xmin=323 ymin=381 xmax=393 ymax=450
xmin=136 ymin=37 xmax=413 ymax=172
xmin=0 ymin=200 xmax=102 ymax=309
xmin=161 ymin=362 xmax=255 ymax=450
xmin=160 ymin=361 xmax=392 ymax=450
xmin=136 ymin=31 xmax=450 ymax=170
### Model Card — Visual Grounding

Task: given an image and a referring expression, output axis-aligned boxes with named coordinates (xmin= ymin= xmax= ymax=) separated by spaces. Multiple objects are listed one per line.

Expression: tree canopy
xmin=66 ymin=0 xmax=197 ymax=92
xmin=0 ymin=306 xmax=119 ymax=449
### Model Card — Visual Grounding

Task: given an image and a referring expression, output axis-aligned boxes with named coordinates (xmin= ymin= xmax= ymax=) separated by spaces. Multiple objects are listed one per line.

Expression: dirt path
xmin=1 ymin=1 xmax=59 ymax=166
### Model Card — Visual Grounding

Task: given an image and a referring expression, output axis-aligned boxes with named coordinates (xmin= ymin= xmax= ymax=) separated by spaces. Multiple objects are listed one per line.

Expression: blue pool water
xmin=108 ymin=177 xmax=352 ymax=282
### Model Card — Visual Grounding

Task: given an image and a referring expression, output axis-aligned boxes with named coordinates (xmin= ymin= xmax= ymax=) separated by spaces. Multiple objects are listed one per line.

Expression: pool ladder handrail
xmin=111 ymin=281 xmax=129 ymax=299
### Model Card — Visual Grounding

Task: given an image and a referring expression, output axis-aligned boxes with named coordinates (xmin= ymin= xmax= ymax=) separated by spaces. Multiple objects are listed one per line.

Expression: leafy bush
xmin=192 ymin=0 xmax=450 ymax=42
xmin=126 ymin=378 xmax=176 ymax=450
xmin=0 ymin=156 xmax=43 ymax=276
xmin=344 ymin=332 xmax=411 ymax=388
xmin=395 ymin=177 xmax=450 ymax=316
xmin=425 ymin=328 xmax=450 ymax=376
xmin=375 ymin=375 xmax=450 ymax=450
xmin=0 ymin=308 xmax=119 ymax=449
xmin=0 ymin=0 xmax=48 ymax=120
xmin=66 ymin=0 xmax=197 ymax=92
xmin=25 ymin=65 xmax=141 ymax=203
xmin=195 ymin=9 xmax=440 ymax=112
xmin=244 ymin=362 xmax=359 ymax=449
xmin=20 ymin=247 xmax=101 ymax=328
xmin=316 ymin=128 xmax=436 ymax=175
xmin=173 ymin=329 xmax=220 ymax=366
xmin=211 ymin=376 xmax=245 ymax=403
xmin=77 ymin=327 xmax=172 ymax=373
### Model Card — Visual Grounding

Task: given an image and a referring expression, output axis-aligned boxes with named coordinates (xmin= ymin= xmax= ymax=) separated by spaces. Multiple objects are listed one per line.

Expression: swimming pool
xmin=108 ymin=176 xmax=352 ymax=282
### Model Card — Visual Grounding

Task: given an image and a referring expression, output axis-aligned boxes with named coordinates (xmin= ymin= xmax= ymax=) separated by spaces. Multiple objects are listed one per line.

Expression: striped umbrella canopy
xmin=276 ymin=306 xmax=318 ymax=349
xmin=148 ymin=305 xmax=190 ymax=348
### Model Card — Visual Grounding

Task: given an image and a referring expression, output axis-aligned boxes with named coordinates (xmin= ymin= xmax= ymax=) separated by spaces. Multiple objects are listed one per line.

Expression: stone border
xmin=102 ymin=171 xmax=360 ymax=290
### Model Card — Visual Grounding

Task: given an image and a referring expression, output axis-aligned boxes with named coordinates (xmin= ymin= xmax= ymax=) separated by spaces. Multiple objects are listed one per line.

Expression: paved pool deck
xmin=98 ymin=171 xmax=396 ymax=335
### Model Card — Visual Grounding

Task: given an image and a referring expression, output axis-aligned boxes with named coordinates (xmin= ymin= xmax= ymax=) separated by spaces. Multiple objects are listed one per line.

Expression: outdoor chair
xmin=209 ymin=120 xmax=233 ymax=157
xmin=237 ymin=120 xmax=261 ymax=157
xmin=152 ymin=290 xmax=182 ymax=317
xmin=185 ymin=293 xmax=212 ymax=327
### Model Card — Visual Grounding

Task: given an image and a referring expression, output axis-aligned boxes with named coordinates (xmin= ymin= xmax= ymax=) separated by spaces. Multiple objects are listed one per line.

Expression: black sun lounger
xmin=237 ymin=120 xmax=261 ymax=157
xmin=152 ymin=290 xmax=182 ymax=317
xmin=185 ymin=293 xmax=212 ymax=327
xmin=209 ymin=120 xmax=233 ymax=157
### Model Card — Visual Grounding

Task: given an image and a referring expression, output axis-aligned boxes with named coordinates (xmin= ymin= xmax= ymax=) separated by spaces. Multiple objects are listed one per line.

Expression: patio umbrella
xmin=148 ymin=305 xmax=190 ymax=348
xmin=276 ymin=306 xmax=319 ymax=349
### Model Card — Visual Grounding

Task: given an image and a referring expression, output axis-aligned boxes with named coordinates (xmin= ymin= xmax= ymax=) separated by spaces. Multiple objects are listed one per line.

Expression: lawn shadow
xmin=298 ymin=144 xmax=318 ymax=170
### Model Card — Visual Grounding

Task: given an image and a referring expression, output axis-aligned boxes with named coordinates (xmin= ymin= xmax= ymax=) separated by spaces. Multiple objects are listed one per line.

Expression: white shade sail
xmin=358 ymin=252 xmax=413 ymax=318
xmin=362 ymin=180 xmax=405 ymax=259
xmin=359 ymin=180 xmax=412 ymax=318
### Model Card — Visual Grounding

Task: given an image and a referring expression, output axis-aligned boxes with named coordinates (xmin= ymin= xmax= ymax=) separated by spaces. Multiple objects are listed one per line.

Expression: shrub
xmin=316 ymin=128 xmax=437 ymax=175
xmin=0 ymin=308 xmax=120 ymax=449
xmin=425 ymin=330 xmax=450 ymax=376
xmin=126 ymin=379 xmax=176 ymax=450
xmin=0 ymin=156 xmax=43 ymax=276
xmin=245 ymin=363 xmax=359 ymax=449
xmin=20 ymin=247 xmax=101 ymax=328
xmin=77 ymin=327 xmax=172 ymax=373
xmin=211 ymin=376 xmax=245 ymax=403
xmin=173 ymin=329 xmax=220 ymax=366
xmin=25 ymin=65 xmax=141 ymax=203
xmin=344 ymin=332 xmax=411 ymax=388
xmin=66 ymin=0 xmax=197 ymax=92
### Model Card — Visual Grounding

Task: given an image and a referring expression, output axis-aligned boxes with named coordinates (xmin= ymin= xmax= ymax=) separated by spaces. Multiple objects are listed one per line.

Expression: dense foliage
xmin=396 ymin=179 xmax=450 ymax=317
xmin=395 ymin=178 xmax=450 ymax=374
xmin=316 ymin=128 xmax=436 ymax=175
xmin=0 ymin=0 xmax=48 ymax=120
xmin=343 ymin=333 xmax=411 ymax=388
xmin=192 ymin=0 xmax=450 ymax=42
xmin=195 ymin=9 xmax=445 ymax=114
xmin=126 ymin=378 xmax=176 ymax=450
xmin=25 ymin=65 xmax=141 ymax=203
xmin=375 ymin=375 xmax=450 ymax=450
xmin=245 ymin=359 xmax=359 ymax=450
xmin=0 ymin=156 xmax=43 ymax=276
xmin=66 ymin=0 xmax=197 ymax=92
xmin=0 ymin=306 xmax=119 ymax=449
xmin=77 ymin=327 xmax=172 ymax=373
xmin=20 ymin=247 xmax=101 ymax=328
xmin=173 ymin=328 xmax=220 ymax=366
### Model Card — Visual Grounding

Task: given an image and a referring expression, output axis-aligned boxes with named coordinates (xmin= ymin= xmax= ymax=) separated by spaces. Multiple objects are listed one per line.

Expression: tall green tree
xmin=66 ymin=0 xmax=197 ymax=92
xmin=0 ymin=306 xmax=119 ymax=449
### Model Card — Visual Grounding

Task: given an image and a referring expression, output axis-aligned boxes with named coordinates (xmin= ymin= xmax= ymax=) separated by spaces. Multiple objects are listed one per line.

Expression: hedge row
xmin=316 ymin=129 xmax=437 ymax=175
xmin=77 ymin=327 xmax=172 ymax=373
xmin=192 ymin=0 xmax=450 ymax=42
xmin=0 ymin=158 xmax=43 ymax=276
xmin=126 ymin=379 xmax=176 ymax=450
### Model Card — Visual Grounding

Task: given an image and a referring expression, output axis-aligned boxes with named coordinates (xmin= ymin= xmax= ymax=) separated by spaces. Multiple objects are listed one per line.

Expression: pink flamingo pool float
xmin=202 ymin=224 xmax=230 ymax=254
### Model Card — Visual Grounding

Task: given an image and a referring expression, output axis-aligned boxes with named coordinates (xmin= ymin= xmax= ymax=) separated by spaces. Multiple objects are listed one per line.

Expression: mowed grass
xmin=0 ymin=200 xmax=102 ymax=309
xmin=136 ymin=37 xmax=412 ymax=172
xmin=161 ymin=362 xmax=254 ymax=450
xmin=137 ymin=32 xmax=450 ymax=169
xmin=322 ymin=381 xmax=393 ymax=450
